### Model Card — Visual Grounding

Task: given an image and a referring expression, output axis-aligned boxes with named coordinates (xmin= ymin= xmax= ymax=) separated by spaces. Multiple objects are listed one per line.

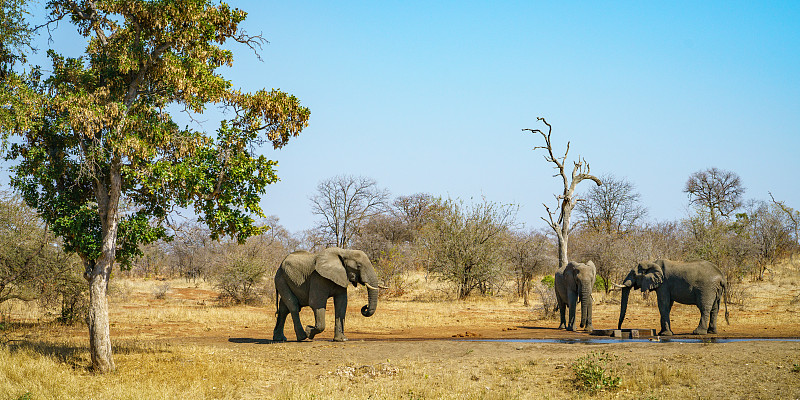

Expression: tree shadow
xmin=4 ymin=338 xmax=173 ymax=372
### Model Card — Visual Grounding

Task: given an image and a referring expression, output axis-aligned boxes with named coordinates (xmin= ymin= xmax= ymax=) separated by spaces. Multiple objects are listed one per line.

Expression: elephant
xmin=614 ymin=259 xmax=729 ymax=336
xmin=554 ymin=260 xmax=596 ymax=332
xmin=273 ymin=247 xmax=382 ymax=342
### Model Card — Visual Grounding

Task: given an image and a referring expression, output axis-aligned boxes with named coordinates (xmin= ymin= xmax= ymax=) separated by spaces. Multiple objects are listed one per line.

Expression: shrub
xmin=571 ymin=351 xmax=621 ymax=393
xmin=152 ymin=282 xmax=170 ymax=300
xmin=540 ymin=275 xmax=555 ymax=288
xmin=533 ymin=282 xmax=558 ymax=319
xmin=212 ymin=258 xmax=268 ymax=305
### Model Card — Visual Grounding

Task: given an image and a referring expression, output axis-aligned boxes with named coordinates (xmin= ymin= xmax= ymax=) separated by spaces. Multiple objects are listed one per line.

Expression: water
xmin=467 ymin=338 xmax=800 ymax=344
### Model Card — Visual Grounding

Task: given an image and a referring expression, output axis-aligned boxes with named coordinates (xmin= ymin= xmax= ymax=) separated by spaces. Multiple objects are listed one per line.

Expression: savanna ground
xmin=2 ymin=258 xmax=800 ymax=399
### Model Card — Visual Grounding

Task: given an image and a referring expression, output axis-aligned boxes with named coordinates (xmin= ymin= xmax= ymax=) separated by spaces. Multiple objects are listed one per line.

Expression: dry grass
xmin=1 ymin=260 xmax=799 ymax=399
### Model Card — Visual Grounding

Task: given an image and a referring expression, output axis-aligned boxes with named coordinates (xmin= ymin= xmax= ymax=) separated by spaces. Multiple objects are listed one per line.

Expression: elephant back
xmin=280 ymin=251 xmax=316 ymax=286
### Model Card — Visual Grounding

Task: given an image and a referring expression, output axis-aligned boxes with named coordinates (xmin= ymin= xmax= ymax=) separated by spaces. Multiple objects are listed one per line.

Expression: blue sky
xmin=10 ymin=1 xmax=800 ymax=233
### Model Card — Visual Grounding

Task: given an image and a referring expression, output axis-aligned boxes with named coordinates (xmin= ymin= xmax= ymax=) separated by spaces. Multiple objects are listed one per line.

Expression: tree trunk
xmin=87 ymin=257 xmax=115 ymax=373
xmin=86 ymin=163 xmax=122 ymax=373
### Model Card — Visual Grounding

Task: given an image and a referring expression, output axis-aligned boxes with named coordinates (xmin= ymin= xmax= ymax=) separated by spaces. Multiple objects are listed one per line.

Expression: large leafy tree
xmin=0 ymin=0 xmax=309 ymax=373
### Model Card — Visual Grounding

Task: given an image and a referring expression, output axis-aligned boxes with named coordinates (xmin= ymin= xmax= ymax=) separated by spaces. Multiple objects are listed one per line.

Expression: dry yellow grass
xmin=0 ymin=259 xmax=799 ymax=399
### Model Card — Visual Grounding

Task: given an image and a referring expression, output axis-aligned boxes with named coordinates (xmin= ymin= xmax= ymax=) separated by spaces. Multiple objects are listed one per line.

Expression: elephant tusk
xmin=379 ymin=285 xmax=389 ymax=289
xmin=364 ymin=283 xmax=381 ymax=290
xmin=609 ymin=283 xmax=627 ymax=291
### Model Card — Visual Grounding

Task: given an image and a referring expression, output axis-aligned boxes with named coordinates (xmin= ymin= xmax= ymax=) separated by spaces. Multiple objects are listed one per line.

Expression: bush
xmin=211 ymin=258 xmax=268 ymax=305
xmin=533 ymin=282 xmax=558 ymax=319
xmin=540 ymin=275 xmax=555 ymax=288
xmin=571 ymin=351 xmax=621 ymax=393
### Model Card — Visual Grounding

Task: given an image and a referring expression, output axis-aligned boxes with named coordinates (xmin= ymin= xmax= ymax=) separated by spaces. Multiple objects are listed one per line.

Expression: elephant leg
xmin=708 ymin=296 xmax=721 ymax=334
xmin=306 ymin=288 xmax=329 ymax=340
xmin=566 ymin=291 xmax=578 ymax=331
xmin=275 ymin=273 xmax=307 ymax=341
xmin=693 ymin=295 xmax=715 ymax=335
xmin=306 ymin=307 xmax=326 ymax=340
xmin=657 ymin=295 xmax=674 ymax=336
xmin=272 ymin=301 xmax=290 ymax=342
xmin=332 ymin=292 xmax=348 ymax=342
xmin=556 ymin=293 xmax=567 ymax=330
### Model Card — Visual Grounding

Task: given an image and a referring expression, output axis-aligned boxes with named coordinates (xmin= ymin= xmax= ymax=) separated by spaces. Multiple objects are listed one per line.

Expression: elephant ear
xmin=281 ymin=251 xmax=316 ymax=286
xmin=643 ymin=261 xmax=665 ymax=291
xmin=315 ymin=248 xmax=351 ymax=288
xmin=586 ymin=260 xmax=596 ymax=272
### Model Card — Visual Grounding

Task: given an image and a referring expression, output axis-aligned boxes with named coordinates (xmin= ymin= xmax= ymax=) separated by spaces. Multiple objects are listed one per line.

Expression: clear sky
xmin=9 ymin=1 xmax=800 ymax=233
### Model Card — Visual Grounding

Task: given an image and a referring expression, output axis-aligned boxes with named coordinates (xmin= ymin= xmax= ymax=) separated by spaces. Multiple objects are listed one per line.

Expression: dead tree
xmin=524 ymin=117 xmax=602 ymax=269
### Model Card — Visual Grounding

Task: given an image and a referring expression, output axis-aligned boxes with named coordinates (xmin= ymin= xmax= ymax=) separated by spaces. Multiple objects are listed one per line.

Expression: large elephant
xmin=273 ymin=247 xmax=381 ymax=342
xmin=554 ymin=260 xmax=596 ymax=332
xmin=614 ymin=259 xmax=729 ymax=336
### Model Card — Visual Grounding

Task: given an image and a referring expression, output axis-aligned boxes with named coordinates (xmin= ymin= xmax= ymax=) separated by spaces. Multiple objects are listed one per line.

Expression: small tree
xmin=523 ymin=118 xmax=601 ymax=269
xmin=418 ymin=197 xmax=516 ymax=299
xmin=506 ymin=230 xmax=551 ymax=306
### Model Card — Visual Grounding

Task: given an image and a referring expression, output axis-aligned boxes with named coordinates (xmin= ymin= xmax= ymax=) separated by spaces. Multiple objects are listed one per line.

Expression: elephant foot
xmin=272 ymin=334 xmax=288 ymax=342
xmin=692 ymin=328 xmax=708 ymax=335
xmin=333 ymin=336 xmax=348 ymax=342
xmin=558 ymin=323 xmax=566 ymax=330
xmin=566 ymin=326 xmax=575 ymax=332
xmin=708 ymin=327 xmax=717 ymax=334
xmin=584 ymin=325 xmax=593 ymax=332
xmin=658 ymin=330 xmax=673 ymax=336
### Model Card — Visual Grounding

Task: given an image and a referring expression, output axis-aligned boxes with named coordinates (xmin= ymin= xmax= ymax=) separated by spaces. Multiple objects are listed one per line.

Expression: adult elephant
xmin=614 ymin=259 xmax=729 ymax=336
xmin=273 ymin=247 xmax=382 ymax=342
xmin=554 ymin=260 xmax=596 ymax=332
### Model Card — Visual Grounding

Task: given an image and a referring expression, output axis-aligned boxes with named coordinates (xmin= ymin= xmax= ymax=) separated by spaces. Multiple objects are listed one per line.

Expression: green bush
xmin=571 ymin=351 xmax=621 ymax=393
xmin=594 ymin=275 xmax=606 ymax=291
xmin=540 ymin=275 xmax=555 ymax=288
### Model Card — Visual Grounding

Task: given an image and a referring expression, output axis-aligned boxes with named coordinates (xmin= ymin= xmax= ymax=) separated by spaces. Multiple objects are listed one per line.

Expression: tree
xmin=1 ymin=0 xmax=309 ymax=373
xmin=506 ymin=230 xmax=551 ymax=306
xmin=577 ymin=173 xmax=646 ymax=234
xmin=309 ymin=175 xmax=390 ymax=248
xmin=684 ymin=167 xmax=745 ymax=227
xmin=418 ymin=197 xmax=516 ymax=299
xmin=523 ymin=117 xmax=601 ymax=269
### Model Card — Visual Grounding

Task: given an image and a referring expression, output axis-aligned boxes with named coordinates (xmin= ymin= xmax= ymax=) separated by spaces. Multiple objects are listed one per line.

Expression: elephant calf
xmin=273 ymin=247 xmax=382 ymax=342
xmin=614 ymin=259 xmax=729 ymax=336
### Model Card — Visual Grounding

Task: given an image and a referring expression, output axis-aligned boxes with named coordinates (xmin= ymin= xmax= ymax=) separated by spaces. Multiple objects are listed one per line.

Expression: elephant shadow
xmin=228 ymin=337 xmax=285 ymax=345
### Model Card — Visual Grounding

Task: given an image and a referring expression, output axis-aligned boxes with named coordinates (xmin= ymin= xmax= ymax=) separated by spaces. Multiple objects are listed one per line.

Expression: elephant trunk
xmin=361 ymin=265 xmax=379 ymax=317
xmin=580 ymin=284 xmax=592 ymax=330
xmin=618 ymin=286 xmax=631 ymax=329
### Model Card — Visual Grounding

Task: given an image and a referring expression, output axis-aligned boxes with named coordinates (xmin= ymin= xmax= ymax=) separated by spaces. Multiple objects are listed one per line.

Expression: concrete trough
xmin=590 ymin=328 xmax=657 ymax=338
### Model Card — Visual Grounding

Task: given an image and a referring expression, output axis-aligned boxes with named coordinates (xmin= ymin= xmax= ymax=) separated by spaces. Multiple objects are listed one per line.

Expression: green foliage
xmin=571 ymin=351 xmax=621 ymax=393
xmin=792 ymin=363 xmax=800 ymax=373
xmin=594 ymin=275 xmax=606 ymax=291
xmin=540 ymin=275 xmax=555 ymax=288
